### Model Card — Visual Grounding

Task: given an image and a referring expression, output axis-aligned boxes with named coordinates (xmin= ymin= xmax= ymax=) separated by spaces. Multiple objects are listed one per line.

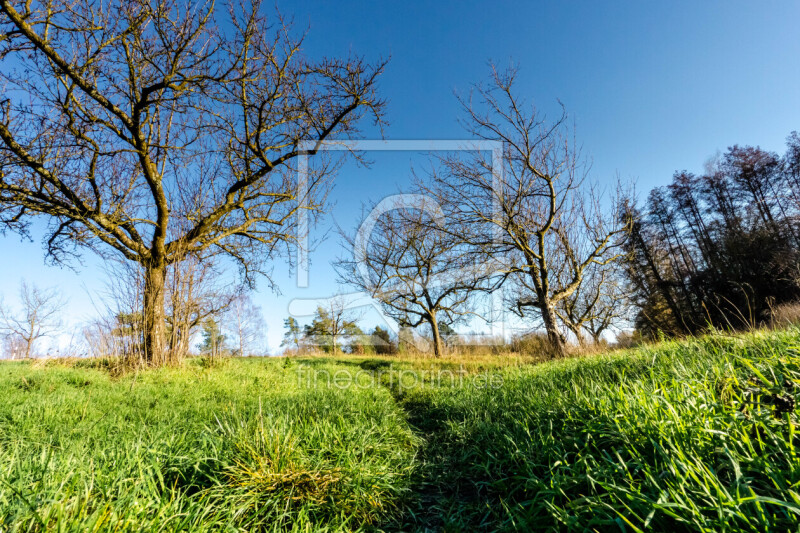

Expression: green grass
xmin=0 ymin=358 xmax=416 ymax=531
xmin=1 ymin=329 xmax=800 ymax=531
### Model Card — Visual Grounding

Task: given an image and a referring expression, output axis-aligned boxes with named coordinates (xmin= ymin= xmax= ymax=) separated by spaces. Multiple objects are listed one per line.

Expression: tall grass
xmin=0 ymin=358 xmax=416 ymax=531
xmin=392 ymin=328 xmax=800 ymax=531
xmin=1 ymin=329 xmax=799 ymax=531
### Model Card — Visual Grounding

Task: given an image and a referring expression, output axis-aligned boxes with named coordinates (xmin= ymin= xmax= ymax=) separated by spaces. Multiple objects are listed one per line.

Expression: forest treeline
xmin=625 ymin=133 xmax=800 ymax=337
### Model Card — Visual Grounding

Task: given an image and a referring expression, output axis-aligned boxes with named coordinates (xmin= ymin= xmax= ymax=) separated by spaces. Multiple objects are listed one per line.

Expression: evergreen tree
xmin=303 ymin=304 xmax=362 ymax=354
xmin=199 ymin=318 xmax=226 ymax=358
xmin=281 ymin=317 xmax=302 ymax=351
xmin=370 ymin=326 xmax=396 ymax=354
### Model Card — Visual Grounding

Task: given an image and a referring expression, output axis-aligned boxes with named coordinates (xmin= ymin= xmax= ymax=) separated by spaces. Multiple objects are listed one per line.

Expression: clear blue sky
xmin=2 ymin=1 xmax=799 ymax=353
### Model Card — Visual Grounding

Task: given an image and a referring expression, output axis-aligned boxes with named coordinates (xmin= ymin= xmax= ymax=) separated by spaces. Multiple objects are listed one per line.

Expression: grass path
xmin=377 ymin=328 xmax=800 ymax=531
xmin=1 ymin=329 xmax=800 ymax=530
xmin=390 ymin=391 xmax=491 ymax=531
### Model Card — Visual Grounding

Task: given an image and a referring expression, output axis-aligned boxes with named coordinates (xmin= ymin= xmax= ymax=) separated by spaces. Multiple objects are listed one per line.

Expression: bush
xmin=772 ymin=301 xmax=800 ymax=327
xmin=509 ymin=331 xmax=557 ymax=357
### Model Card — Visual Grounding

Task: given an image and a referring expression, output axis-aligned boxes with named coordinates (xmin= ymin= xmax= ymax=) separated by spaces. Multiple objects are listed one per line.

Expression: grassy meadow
xmin=1 ymin=329 xmax=800 ymax=531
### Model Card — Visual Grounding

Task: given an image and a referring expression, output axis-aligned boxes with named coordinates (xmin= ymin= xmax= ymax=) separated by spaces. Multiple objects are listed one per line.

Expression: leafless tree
xmin=225 ymin=291 xmax=266 ymax=356
xmin=338 ymin=198 xmax=493 ymax=357
xmin=420 ymin=66 xmax=629 ymax=357
xmin=88 ymin=247 xmax=233 ymax=364
xmin=0 ymin=280 xmax=66 ymax=358
xmin=165 ymin=252 xmax=234 ymax=362
xmin=1 ymin=329 xmax=26 ymax=359
xmin=87 ymin=255 xmax=149 ymax=364
xmin=82 ymin=319 xmax=114 ymax=360
xmin=0 ymin=0 xmax=386 ymax=364
xmin=555 ymin=260 xmax=631 ymax=345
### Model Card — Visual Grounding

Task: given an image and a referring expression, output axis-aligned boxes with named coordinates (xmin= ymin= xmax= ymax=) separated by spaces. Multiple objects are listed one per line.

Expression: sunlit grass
xmin=0 ymin=358 xmax=416 ymax=531
xmin=1 ymin=329 xmax=799 ymax=530
xmin=391 ymin=328 xmax=800 ymax=531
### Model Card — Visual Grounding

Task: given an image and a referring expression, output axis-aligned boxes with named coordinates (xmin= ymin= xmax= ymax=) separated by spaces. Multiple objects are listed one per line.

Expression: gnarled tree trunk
xmin=428 ymin=314 xmax=443 ymax=358
xmin=143 ymin=263 xmax=167 ymax=365
xmin=540 ymin=301 xmax=566 ymax=358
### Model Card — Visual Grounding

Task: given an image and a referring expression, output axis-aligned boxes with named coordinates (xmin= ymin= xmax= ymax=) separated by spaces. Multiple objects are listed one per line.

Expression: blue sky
xmin=2 ymin=1 xmax=800 ymax=353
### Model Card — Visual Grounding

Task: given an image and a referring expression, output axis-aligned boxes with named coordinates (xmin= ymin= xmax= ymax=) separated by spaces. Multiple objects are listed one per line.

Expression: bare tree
xmin=87 ymin=255 xmax=149 ymax=364
xmin=555 ymin=260 xmax=631 ymax=345
xmin=0 ymin=0 xmax=385 ymax=365
xmin=89 ymin=250 xmax=231 ymax=364
xmin=421 ymin=66 xmax=629 ymax=357
xmin=0 ymin=280 xmax=66 ymax=359
xmin=1 ymin=329 xmax=26 ymax=359
xmin=338 ymin=198 xmax=492 ymax=357
xmin=165 ymin=253 xmax=234 ymax=362
xmin=225 ymin=291 xmax=266 ymax=356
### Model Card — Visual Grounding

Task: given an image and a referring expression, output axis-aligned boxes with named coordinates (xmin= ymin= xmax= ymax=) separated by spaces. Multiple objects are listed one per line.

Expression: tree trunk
xmin=143 ymin=263 xmax=167 ymax=365
xmin=540 ymin=300 xmax=566 ymax=358
xmin=237 ymin=308 xmax=245 ymax=357
xmin=569 ymin=324 xmax=586 ymax=348
xmin=428 ymin=314 xmax=443 ymax=358
xmin=632 ymin=226 xmax=691 ymax=334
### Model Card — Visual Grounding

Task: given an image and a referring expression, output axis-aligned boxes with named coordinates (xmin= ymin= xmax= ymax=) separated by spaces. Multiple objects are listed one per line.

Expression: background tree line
xmin=334 ymin=122 xmax=800 ymax=354
xmin=624 ymin=133 xmax=800 ymax=337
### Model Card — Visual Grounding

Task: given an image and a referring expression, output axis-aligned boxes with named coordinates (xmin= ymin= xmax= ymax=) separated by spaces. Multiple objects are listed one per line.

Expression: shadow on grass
xmin=381 ymin=393 xmax=503 ymax=532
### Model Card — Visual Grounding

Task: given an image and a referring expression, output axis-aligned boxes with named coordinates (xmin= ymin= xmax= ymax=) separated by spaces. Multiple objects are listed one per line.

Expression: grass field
xmin=1 ymin=329 xmax=800 ymax=531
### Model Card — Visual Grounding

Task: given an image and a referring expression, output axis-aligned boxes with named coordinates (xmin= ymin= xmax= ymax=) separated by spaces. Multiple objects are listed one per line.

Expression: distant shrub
xmin=347 ymin=335 xmax=377 ymax=355
xmin=771 ymin=301 xmax=800 ymax=327
xmin=447 ymin=335 xmax=507 ymax=356
xmin=509 ymin=332 xmax=557 ymax=357
xmin=613 ymin=330 xmax=645 ymax=349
